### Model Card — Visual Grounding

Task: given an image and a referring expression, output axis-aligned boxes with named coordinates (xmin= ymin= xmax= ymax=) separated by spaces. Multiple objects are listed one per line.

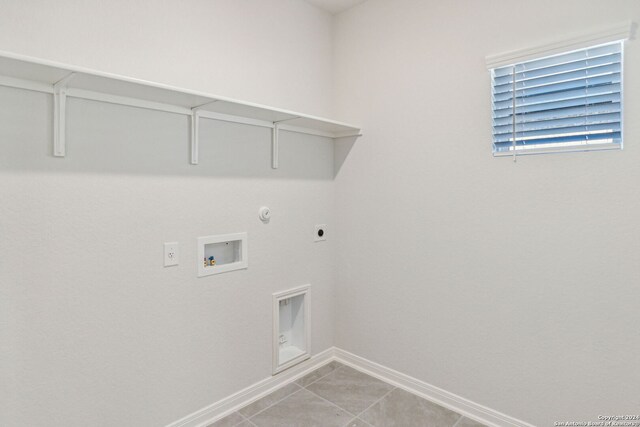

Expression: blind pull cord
xmin=512 ymin=66 xmax=517 ymax=163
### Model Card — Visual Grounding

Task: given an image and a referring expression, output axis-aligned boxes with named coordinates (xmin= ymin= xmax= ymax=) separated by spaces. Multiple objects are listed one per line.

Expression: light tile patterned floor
xmin=208 ymin=361 xmax=488 ymax=427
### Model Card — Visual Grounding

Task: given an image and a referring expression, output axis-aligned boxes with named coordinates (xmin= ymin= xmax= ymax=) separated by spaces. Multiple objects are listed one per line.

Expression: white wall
xmin=333 ymin=0 xmax=640 ymax=425
xmin=4 ymin=0 xmax=640 ymax=425
xmin=0 ymin=0 xmax=333 ymax=117
xmin=0 ymin=1 xmax=337 ymax=426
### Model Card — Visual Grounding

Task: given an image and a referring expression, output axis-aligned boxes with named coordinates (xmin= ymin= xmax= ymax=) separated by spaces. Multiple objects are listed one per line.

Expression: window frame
xmin=485 ymin=23 xmax=632 ymax=159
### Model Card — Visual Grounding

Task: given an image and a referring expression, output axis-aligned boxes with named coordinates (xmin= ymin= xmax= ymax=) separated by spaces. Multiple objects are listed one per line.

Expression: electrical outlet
xmin=315 ymin=224 xmax=327 ymax=242
xmin=164 ymin=242 xmax=179 ymax=267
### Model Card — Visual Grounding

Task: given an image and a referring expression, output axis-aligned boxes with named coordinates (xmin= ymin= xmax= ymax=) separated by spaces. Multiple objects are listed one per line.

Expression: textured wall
xmin=0 ymin=1 xmax=337 ymax=425
xmin=332 ymin=0 xmax=640 ymax=425
xmin=4 ymin=0 xmax=639 ymax=425
xmin=0 ymin=0 xmax=333 ymax=117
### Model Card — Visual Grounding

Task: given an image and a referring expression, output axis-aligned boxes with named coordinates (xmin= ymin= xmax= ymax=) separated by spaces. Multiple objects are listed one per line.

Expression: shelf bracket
xmin=271 ymin=123 xmax=279 ymax=169
xmin=52 ymin=73 xmax=75 ymax=157
xmin=190 ymin=109 xmax=201 ymax=165
xmin=271 ymin=117 xmax=299 ymax=170
xmin=190 ymin=101 xmax=218 ymax=165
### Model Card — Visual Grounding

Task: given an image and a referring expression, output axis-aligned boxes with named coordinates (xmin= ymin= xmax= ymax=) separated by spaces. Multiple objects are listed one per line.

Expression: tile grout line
xmin=240 ymin=362 xmax=342 ymax=424
xmin=337 ymin=360 xmax=482 ymax=427
xmin=353 ymin=418 xmax=375 ymax=427
xmin=210 ymin=360 xmax=488 ymax=427
xmin=207 ymin=412 xmax=245 ymax=427
xmin=242 ymin=384 xmax=304 ymax=421
xmin=347 ymin=386 xmax=397 ymax=426
xmin=451 ymin=414 xmax=466 ymax=427
xmin=239 ymin=362 xmax=403 ymax=427
xmin=300 ymin=362 xmax=345 ymax=388
xmin=238 ymin=411 xmax=248 ymax=420
xmin=231 ymin=411 xmax=248 ymax=427
xmin=304 ymin=363 xmax=396 ymax=427
xmin=211 ymin=410 xmax=247 ymax=427
xmin=303 ymin=386 xmax=360 ymax=419
xmin=342 ymin=414 xmax=376 ymax=427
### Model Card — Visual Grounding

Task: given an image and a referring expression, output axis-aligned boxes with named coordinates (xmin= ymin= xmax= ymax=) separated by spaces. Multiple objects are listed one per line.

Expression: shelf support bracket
xmin=190 ymin=101 xmax=218 ymax=165
xmin=53 ymin=73 xmax=75 ymax=157
xmin=271 ymin=123 xmax=279 ymax=169
xmin=270 ymin=117 xmax=299 ymax=170
xmin=190 ymin=109 xmax=201 ymax=165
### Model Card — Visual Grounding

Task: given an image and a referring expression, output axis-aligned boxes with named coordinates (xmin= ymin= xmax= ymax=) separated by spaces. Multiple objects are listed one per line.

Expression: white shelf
xmin=0 ymin=50 xmax=362 ymax=166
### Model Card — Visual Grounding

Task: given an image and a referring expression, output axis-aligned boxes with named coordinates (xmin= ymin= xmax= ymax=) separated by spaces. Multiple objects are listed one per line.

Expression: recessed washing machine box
xmin=273 ymin=285 xmax=310 ymax=374
xmin=197 ymin=232 xmax=248 ymax=277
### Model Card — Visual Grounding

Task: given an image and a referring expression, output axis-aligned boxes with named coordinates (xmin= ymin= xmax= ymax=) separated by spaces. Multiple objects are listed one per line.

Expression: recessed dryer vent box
xmin=198 ymin=232 xmax=248 ymax=277
xmin=273 ymin=285 xmax=310 ymax=374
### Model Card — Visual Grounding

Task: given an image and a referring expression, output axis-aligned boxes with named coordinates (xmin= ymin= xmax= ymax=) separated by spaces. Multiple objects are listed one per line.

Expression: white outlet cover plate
xmin=164 ymin=242 xmax=179 ymax=267
xmin=315 ymin=224 xmax=327 ymax=242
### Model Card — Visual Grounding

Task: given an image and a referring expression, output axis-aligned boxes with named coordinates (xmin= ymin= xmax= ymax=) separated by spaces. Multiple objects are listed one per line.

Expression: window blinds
xmin=492 ymin=41 xmax=623 ymax=156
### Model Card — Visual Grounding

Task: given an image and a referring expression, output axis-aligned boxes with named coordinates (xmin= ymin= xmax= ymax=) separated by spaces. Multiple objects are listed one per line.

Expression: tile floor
xmin=208 ymin=361 xmax=488 ymax=427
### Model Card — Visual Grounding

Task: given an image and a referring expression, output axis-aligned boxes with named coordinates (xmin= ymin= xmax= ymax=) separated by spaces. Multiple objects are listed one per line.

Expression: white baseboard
xmin=167 ymin=347 xmax=534 ymax=427
xmin=333 ymin=348 xmax=535 ymax=427
xmin=166 ymin=347 xmax=335 ymax=427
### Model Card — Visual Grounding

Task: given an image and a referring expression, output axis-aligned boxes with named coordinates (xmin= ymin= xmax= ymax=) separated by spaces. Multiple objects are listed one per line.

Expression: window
xmin=491 ymin=41 xmax=623 ymax=156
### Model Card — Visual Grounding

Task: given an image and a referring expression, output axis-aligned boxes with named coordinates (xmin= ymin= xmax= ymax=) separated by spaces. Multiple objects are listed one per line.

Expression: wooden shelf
xmin=0 ymin=50 xmax=362 ymax=167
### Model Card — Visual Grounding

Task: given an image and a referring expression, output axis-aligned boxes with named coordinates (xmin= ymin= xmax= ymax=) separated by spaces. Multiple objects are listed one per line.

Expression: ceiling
xmin=303 ymin=0 xmax=368 ymax=15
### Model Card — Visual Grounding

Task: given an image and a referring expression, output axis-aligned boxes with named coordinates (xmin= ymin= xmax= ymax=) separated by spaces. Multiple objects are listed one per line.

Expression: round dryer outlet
xmin=315 ymin=224 xmax=327 ymax=242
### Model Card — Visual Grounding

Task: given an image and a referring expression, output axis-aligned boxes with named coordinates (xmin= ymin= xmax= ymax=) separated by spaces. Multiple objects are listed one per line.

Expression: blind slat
xmin=514 ymin=43 xmax=620 ymax=73
xmin=491 ymin=43 xmax=621 ymax=78
xmin=493 ymin=112 xmax=621 ymax=136
xmin=493 ymin=122 xmax=621 ymax=143
xmin=494 ymin=72 xmax=620 ymax=97
xmin=493 ymin=52 xmax=621 ymax=86
xmin=495 ymin=132 xmax=621 ymax=150
xmin=493 ymin=91 xmax=620 ymax=118
xmin=493 ymin=62 xmax=620 ymax=93
xmin=493 ymin=102 xmax=620 ymax=127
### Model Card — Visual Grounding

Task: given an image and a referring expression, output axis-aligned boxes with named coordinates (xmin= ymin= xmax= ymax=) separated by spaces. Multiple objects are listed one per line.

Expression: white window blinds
xmin=491 ymin=41 xmax=623 ymax=156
